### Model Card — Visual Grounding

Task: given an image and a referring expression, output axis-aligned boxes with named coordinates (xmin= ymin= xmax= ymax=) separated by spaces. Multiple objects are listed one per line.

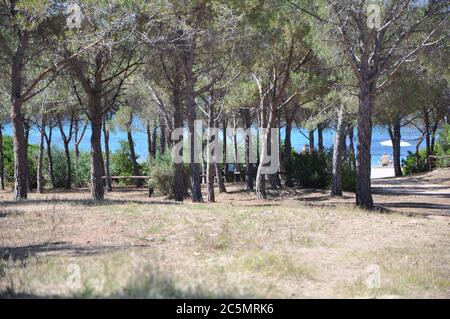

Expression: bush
xmin=73 ymin=151 xmax=91 ymax=187
xmin=291 ymin=151 xmax=331 ymax=189
xmin=148 ymin=154 xmax=190 ymax=198
xmin=341 ymin=158 xmax=356 ymax=192
xmin=1 ymin=135 xmax=39 ymax=187
xmin=110 ymin=140 xmax=144 ymax=185
xmin=402 ymin=150 xmax=428 ymax=175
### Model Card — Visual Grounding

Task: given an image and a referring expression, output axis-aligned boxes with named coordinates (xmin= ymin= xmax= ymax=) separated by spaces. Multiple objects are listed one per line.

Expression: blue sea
xmin=2 ymin=122 xmax=422 ymax=167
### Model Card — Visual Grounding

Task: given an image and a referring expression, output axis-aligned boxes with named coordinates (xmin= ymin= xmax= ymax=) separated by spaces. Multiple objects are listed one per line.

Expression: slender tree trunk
xmin=24 ymin=120 xmax=32 ymax=192
xmin=215 ymin=118 xmax=226 ymax=193
xmin=151 ymin=124 xmax=157 ymax=158
xmin=185 ymin=68 xmax=203 ymax=202
xmin=37 ymin=115 xmax=45 ymax=193
xmin=284 ymin=117 xmax=294 ymax=187
xmin=241 ymin=108 xmax=254 ymax=190
xmin=331 ymin=104 xmax=346 ymax=196
xmin=44 ymin=127 xmax=56 ymax=189
xmin=89 ymin=97 xmax=105 ymax=200
xmin=207 ymin=102 xmax=215 ymax=202
xmin=172 ymin=60 xmax=185 ymax=201
xmin=73 ymin=119 xmax=87 ymax=187
xmin=348 ymin=125 xmax=356 ymax=170
xmin=146 ymin=122 xmax=152 ymax=161
xmin=232 ymin=116 xmax=240 ymax=182
xmin=127 ymin=128 xmax=143 ymax=187
xmin=256 ymin=103 xmax=270 ymax=200
xmin=309 ymin=129 xmax=315 ymax=153
xmin=10 ymin=31 xmax=29 ymax=200
xmin=356 ymin=82 xmax=374 ymax=209
xmin=222 ymin=119 xmax=228 ymax=180
xmin=317 ymin=123 xmax=324 ymax=153
xmin=388 ymin=117 xmax=402 ymax=177
xmin=102 ymin=116 xmax=112 ymax=191
xmin=57 ymin=117 xmax=73 ymax=190
xmin=423 ymin=110 xmax=432 ymax=163
xmin=160 ymin=116 xmax=166 ymax=155
xmin=0 ymin=125 xmax=4 ymax=191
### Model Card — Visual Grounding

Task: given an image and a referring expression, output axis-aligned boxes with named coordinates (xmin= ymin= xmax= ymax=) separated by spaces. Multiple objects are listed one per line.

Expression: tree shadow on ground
xmin=0 ymin=198 xmax=180 ymax=208
xmin=0 ymin=241 xmax=154 ymax=263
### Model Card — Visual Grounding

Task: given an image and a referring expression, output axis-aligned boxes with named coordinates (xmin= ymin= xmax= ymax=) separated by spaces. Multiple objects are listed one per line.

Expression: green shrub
xmin=73 ymin=151 xmax=91 ymax=187
xmin=110 ymin=140 xmax=144 ymax=185
xmin=341 ymin=158 xmax=356 ymax=192
xmin=402 ymin=150 xmax=428 ymax=175
xmin=148 ymin=154 xmax=190 ymax=198
xmin=291 ymin=151 xmax=331 ymax=189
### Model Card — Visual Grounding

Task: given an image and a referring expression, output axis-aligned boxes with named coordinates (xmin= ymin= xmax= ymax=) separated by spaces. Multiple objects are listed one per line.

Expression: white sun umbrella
xmin=380 ymin=140 xmax=411 ymax=147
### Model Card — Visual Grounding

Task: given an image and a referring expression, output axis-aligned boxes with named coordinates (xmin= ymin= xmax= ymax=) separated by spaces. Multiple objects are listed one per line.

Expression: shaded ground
xmin=0 ymin=169 xmax=449 ymax=298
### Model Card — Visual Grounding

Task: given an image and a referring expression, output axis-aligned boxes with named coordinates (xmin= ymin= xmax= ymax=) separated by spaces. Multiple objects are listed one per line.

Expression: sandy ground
xmin=0 ymin=169 xmax=449 ymax=298
xmin=372 ymin=167 xmax=395 ymax=179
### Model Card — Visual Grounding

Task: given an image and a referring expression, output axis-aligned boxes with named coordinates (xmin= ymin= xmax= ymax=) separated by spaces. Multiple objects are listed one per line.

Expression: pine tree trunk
xmin=215 ymin=118 xmax=226 ymax=193
xmin=309 ymin=129 xmax=315 ymax=153
xmin=24 ymin=120 xmax=32 ymax=192
xmin=356 ymin=83 xmax=374 ymax=209
xmin=160 ymin=116 xmax=166 ymax=155
xmin=45 ymin=128 xmax=56 ymax=189
xmin=241 ymin=108 xmax=254 ymax=190
xmin=331 ymin=104 xmax=346 ymax=197
xmin=0 ymin=125 xmax=4 ymax=191
xmin=146 ymin=123 xmax=152 ymax=161
xmin=185 ymin=69 xmax=203 ymax=202
xmin=348 ymin=125 xmax=356 ymax=170
xmin=284 ymin=118 xmax=294 ymax=187
xmin=222 ymin=119 xmax=228 ymax=180
xmin=37 ymin=116 xmax=45 ymax=193
xmin=207 ymin=101 xmax=216 ymax=202
xmin=388 ymin=117 xmax=402 ymax=177
xmin=102 ymin=116 xmax=112 ymax=192
xmin=151 ymin=125 xmax=157 ymax=158
xmin=11 ymin=31 xmax=29 ymax=200
xmin=88 ymin=93 xmax=105 ymax=200
xmin=172 ymin=60 xmax=185 ymax=201
xmin=318 ymin=123 xmax=324 ymax=153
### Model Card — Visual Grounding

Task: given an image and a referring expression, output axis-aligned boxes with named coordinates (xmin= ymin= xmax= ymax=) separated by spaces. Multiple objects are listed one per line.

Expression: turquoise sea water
xmin=2 ymin=121 xmax=422 ymax=167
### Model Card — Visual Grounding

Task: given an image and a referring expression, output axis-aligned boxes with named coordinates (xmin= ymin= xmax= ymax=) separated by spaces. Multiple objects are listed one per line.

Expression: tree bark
xmin=317 ymin=123 xmax=324 ymax=153
xmin=215 ymin=118 xmax=226 ymax=193
xmin=185 ymin=61 xmax=203 ymax=202
xmin=331 ymin=104 xmax=346 ymax=197
xmin=57 ymin=115 xmax=73 ymax=189
xmin=309 ymin=129 xmax=315 ymax=153
xmin=44 ymin=126 xmax=56 ymax=189
xmin=356 ymin=82 xmax=374 ymax=209
xmin=0 ymin=125 xmax=4 ymax=191
xmin=388 ymin=117 xmax=402 ymax=177
xmin=222 ymin=119 xmax=228 ymax=180
xmin=10 ymin=31 xmax=29 ymax=200
xmin=172 ymin=59 xmax=185 ymax=201
xmin=232 ymin=116 xmax=241 ymax=182
xmin=159 ymin=115 xmax=166 ymax=155
xmin=241 ymin=108 xmax=254 ymax=190
xmin=37 ymin=115 xmax=45 ymax=193
xmin=102 ymin=116 xmax=112 ymax=191
xmin=284 ymin=117 xmax=294 ymax=187
xmin=89 ymin=110 xmax=104 ymax=200
xmin=206 ymin=102 xmax=215 ymax=202
xmin=24 ymin=120 xmax=32 ymax=192
xmin=348 ymin=125 xmax=356 ymax=170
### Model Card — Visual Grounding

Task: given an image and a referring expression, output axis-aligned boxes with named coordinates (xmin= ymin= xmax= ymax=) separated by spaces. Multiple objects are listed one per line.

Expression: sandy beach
xmin=371 ymin=166 xmax=395 ymax=179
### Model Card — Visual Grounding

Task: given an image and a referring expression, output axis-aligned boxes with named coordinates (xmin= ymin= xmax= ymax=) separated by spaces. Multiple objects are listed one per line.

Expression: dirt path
xmin=372 ymin=168 xmax=450 ymax=216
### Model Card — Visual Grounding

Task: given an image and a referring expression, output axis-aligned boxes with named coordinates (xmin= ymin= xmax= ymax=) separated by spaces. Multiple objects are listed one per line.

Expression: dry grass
xmin=0 ymin=182 xmax=449 ymax=299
